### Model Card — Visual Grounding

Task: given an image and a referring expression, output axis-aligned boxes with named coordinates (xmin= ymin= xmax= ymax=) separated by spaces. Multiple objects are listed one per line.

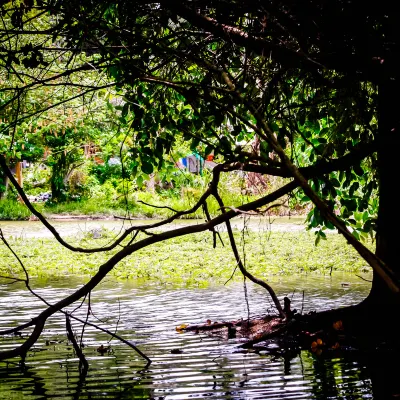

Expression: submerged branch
xmin=68 ymin=313 xmax=151 ymax=367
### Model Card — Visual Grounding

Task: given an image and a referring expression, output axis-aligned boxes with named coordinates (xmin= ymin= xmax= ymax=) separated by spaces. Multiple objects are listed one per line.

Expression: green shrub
xmin=0 ymin=199 xmax=31 ymax=220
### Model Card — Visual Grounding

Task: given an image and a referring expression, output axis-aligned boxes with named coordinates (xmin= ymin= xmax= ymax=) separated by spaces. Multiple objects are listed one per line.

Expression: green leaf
xmin=330 ymin=178 xmax=341 ymax=188
xmin=121 ymin=102 xmax=130 ymax=118
xmin=310 ymin=215 xmax=318 ymax=228
xmin=349 ymin=181 xmax=359 ymax=196
xmin=136 ymin=175 xmax=144 ymax=188
xmin=353 ymin=164 xmax=364 ymax=176
xmin=343 ymin=198 xmax=357 ymax=212
xmin=324 ymin=220 xmax=335 ymax=230
xmin=141 ymin=161 xmax=153 ymax=174
xmin=314 ymin=230 xmax=326 ymax=245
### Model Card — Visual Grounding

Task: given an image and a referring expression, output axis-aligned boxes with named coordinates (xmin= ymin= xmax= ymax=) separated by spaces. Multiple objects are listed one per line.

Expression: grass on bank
xmin=0 ymin=199 xmax=31 ymax=220
xmin=41 ymin=189 xmax=263 ymax=219
xmin=0 ymin=189 xmax=263 ymax=220
xmin=0 ymin=229 xmax=373 ymax=286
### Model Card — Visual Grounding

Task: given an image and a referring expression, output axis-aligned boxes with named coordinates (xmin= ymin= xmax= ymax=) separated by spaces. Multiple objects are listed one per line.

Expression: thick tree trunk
xmin=299 ymin=80 xmax=400 ymax=346
xmin=365 ymin=80 xmax=400 ymax=310
xmin=0 ymin=157 xmax=10 ymax=199
xmin=366 ymin=81 xmax=400 ymax=400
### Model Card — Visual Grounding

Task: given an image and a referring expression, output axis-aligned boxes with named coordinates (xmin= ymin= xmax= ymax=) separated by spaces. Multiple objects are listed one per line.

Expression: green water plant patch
xmin=0 ymin=230 xmax=373 ymax=286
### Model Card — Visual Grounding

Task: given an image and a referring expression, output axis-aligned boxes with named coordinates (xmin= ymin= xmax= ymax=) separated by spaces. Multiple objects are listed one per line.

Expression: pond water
xmin=0 ymin=273 xmax=388 ymax=400
xmin=0 ymin=216 xmax=306 ymax=239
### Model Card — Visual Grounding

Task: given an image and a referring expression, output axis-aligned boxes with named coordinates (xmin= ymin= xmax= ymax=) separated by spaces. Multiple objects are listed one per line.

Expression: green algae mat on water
xmin=0 ymin=230 xmax=373 ymax=285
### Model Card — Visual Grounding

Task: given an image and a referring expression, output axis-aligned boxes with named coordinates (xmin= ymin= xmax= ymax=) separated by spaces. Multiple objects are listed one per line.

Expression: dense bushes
xmin=1 ymin=160 xmax=304 ymax=220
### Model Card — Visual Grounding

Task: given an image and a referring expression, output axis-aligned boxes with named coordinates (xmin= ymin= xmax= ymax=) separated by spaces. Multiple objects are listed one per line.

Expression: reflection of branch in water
xmin=79 ymin=292 xmax=91 ymax=349
xmin=66 ymin=314 xmax=88 ymax=377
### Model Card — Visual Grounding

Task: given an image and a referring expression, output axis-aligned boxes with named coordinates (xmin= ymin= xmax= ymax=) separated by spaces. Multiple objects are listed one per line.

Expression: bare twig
xmin=355 ymin=274 xmax=373 ymax=283
xmin=0 ymin=275 xmax=25 ymax=283
xmin=109 ymin=299 xmax=121 ymax=344
xmin=68 ymin=314 xmax=151 ymax=367
xmin=0 ymin=229 xmax=49 ymax=306
xmin=210 ymin=188 xmax=286 ymax=318
xmin=224 ymin=260 xmax=239 ymax=285
xmin=203 ymin=202 xmax=224 ymax=248
xmin=136 ymin=200 xmax=179 ymax=213
xmin=79 ymin=292 xmax=91 ymax=349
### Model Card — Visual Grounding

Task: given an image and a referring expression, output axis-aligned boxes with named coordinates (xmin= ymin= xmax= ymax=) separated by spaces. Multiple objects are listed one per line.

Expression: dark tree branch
xmin=0 ymin=180 xmax=296 ymax=361
xmin=173 ymin=4 xmax=390 ymax=82
xmin=173 ymin=5 xmax=320 ymax=71
xmin=202 ymin=201 xmax=224 ymax=249
xmin=137 ymin=200 xmax=179 ymax=213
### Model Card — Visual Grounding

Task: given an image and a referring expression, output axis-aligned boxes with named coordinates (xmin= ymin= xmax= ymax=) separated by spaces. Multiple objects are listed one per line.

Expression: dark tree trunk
xmin=365 ymin=80 xmax=400 ymax=311
xmin=0 ymin=158 xmax=10 ymax=199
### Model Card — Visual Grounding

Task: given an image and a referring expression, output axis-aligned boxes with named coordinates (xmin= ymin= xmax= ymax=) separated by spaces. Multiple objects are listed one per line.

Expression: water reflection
xmin=0 ymin=275 xmax=381 ymax=399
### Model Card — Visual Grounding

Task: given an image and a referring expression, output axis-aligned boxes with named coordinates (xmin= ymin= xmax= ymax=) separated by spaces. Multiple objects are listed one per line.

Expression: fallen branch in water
xmin=180 ymin=315 xmax=285 ymax=343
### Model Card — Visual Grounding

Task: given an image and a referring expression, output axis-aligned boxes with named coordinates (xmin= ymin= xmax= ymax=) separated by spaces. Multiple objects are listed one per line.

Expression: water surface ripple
xmin=0 ymin=276 xmax=374 ymax=399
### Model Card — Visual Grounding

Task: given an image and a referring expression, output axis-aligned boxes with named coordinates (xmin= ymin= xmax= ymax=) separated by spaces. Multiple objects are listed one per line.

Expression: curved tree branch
xmin=0 ymin=180 xmax=296 ymax=361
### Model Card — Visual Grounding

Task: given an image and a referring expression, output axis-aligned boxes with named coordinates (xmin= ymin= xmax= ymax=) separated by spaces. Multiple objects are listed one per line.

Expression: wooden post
xmin=16 ymin=161 xmax=23 ymax=202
